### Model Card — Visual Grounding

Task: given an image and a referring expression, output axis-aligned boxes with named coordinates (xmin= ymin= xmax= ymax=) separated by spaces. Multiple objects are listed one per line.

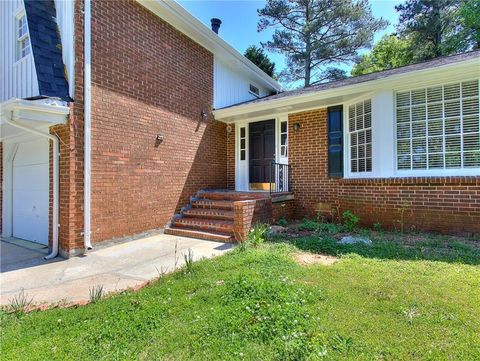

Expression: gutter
xmin=7 ymin=113 xmax=60 ymax=260
xmin=84 ymin=0 xmax=92 ymax=250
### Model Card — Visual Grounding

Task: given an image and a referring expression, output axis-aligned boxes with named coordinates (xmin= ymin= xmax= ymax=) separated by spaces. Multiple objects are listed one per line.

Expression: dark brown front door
xmin=249 ymin=119 xmax=275 ymax=184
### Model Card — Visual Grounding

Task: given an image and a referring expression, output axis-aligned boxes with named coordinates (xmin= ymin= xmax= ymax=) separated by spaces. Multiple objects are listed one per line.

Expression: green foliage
xmin=395 ymin=0 xmax=476 ymax=61
xmin=342 ymin=210 xmax=360 ymax=232
xmin=89 ymin=285 xmax=104 ymax=303
xmin=459 ymin=0 xmax=480 ymax=48
xmin=258 ymin=0 xmax=387 ymax=87
xmin=276 ymin=217 xmax=288 ymax=227
xmin=351 ymin=34 xmax=413 ymax=76
xmin=183 ymin=248 xmax=195 ymax=273
xmin=5 ymin=289 xmax=33 ymax=315
xmin=297 ymin=218 xmax=320 ymax=231
xmin=373 ymin=222 xmax=383 ymax=232
xmin=244 ymin=45 xmax=276 ymax=77
xmin=247 ymin=223 xmax=268 ymax=247
xmin=318 ymin=222 xmax=343 ymax=234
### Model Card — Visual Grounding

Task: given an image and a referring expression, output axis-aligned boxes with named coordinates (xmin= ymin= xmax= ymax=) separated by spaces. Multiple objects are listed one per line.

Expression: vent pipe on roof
xmin=210 ymin=18 xmax=222 ymax=34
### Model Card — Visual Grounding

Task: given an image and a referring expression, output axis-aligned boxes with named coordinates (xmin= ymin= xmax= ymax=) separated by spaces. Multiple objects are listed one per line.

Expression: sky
xmin=179 ymin=0 xmax=403 ymax=88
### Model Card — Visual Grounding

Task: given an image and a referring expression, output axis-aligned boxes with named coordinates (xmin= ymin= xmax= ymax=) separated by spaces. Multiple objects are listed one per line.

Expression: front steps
xmin=164 ymin=190 xmax=268 ymax=243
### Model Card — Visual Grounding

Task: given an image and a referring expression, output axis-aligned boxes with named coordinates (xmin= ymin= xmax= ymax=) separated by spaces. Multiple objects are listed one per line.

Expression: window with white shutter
xmin=396 ymin=80 xmax=480 ymax=171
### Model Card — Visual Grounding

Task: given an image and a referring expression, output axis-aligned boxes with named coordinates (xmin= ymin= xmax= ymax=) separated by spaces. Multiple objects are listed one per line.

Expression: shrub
xmin=276 ymin=218 xmax=288 ymax=227
xmin=342 ymin=210 xmax=360 ymax=232
xmin=297 ymin=219 xmax=320 ymax=231
xmin=373 ymin=222 xmax=383 ymax=232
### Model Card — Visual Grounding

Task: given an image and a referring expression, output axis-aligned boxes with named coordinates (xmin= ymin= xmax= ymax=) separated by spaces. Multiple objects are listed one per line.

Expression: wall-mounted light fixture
xmin=156 ymin=134 xmax=165 ymax=143
xmin=293 ymin=123 xmax=301 ymax=131
xmin=226 ymin=124 xmax=233 ymax=133
xmin=200 ymin=110 xmax=207 ymax=120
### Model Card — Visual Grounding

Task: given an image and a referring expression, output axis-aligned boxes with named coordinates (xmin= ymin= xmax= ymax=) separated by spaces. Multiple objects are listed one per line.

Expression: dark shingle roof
xmin=24 ymin=0 xmax=70 ymax=101
xmin=219 ymin=50 xmax=480 ymax=110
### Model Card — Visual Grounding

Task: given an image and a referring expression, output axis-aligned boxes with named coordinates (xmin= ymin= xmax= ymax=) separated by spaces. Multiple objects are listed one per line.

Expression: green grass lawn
xmin=1 ymin=229 xmax=480 ymax=360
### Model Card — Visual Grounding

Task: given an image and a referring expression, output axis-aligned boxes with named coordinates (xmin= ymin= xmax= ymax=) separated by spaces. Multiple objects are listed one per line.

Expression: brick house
xmin=1 ymin=0 xmax=479 ymax=259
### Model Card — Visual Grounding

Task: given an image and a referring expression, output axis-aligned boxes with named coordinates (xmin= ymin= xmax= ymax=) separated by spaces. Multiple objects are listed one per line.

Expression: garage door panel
xmin=12 ymin=140 xmax=49 ymax=245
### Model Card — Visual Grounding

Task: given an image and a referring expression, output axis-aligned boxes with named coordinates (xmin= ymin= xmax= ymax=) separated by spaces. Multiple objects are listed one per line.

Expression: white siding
xmin=54 ymin=0 xmax=75 ymax=98
xmin=214 ymin=58 xmax=272 ymax=109
xmin=0 ymin=0 xmax=39 ymax=102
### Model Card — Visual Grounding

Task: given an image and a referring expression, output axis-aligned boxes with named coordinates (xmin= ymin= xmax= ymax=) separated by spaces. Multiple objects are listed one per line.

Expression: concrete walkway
xmin=0 ymin=233 xmax=233 ymax=306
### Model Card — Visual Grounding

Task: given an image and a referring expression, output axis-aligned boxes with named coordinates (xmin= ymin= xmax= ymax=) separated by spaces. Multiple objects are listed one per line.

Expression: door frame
xmin=234 ymin=115 xmax=288 ymax=191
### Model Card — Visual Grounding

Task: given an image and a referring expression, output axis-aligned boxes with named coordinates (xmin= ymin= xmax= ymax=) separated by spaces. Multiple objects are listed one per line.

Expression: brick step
xmin=199 ymin=191 xmax=266 ymax=201
xmin=191 ymin=199 xmax=234 ymax=210
xmin=183 ymin=208 xmax=234 ymax=220
xmin=172 ymin=218 xmax=234 ymax=234
xmin=164 ymin=227 xmax=234 ymax=243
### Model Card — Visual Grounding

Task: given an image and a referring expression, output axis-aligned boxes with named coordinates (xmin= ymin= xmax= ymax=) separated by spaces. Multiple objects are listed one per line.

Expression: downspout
xmin=7 ymin=113 xmax=60 ymax=260
xmin=84 ymin=0 xmax=92 ymax=250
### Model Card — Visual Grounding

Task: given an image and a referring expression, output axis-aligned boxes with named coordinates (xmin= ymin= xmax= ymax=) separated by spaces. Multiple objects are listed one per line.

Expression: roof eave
xmin=213 ymin=57 xmax=479 ymax=120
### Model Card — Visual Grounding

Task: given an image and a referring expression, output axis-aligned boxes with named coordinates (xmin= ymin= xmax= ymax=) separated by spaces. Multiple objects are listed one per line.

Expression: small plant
xmin=318 ymin=222 xmax=342 ymax=234
xmin=373 ymin=222 xmax=383 ymax=232
xmin=247 ymin=223 xmax=268 ymax=247
xmin=89 ymin=285 xmax=104 ymax=303
xmin=276 ymin=217 xmax=288 ymax=227
xmin=7 ymin=289 xmax=33 ymax=314
xmin=298 ymin=218 xmax=320 ymax=231
xmin=342 ymin=210 xmax=360 ymax=232
xmin=183 ymin=248 xmax=195 ymax=273
xmin=174 ymin=241 xmax=179 ymax=270
xmin=395 ymin=201 xmax=412 ymax=234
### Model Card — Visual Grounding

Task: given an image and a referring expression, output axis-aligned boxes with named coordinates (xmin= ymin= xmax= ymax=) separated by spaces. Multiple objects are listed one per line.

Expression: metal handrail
xmin=270 ymin=161 xmax=291 ymax=193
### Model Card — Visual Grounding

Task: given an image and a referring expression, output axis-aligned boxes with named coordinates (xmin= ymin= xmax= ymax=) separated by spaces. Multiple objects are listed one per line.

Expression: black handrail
xmin=270 ymin=162 xmax=291 ymax=193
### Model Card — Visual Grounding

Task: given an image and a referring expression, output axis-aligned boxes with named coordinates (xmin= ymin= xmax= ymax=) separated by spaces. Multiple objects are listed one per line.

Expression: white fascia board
xmin=136 ymin=0 xmax=282 ymax=93
xmin=213 ymin=58 xmax=479 ymax=121
xmin=0 ymin=98 xmax=69 ymax=125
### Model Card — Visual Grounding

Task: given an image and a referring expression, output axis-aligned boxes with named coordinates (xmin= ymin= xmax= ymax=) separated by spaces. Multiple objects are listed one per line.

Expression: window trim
xmin=393 ymin=79 xmax=480 ymax=177
xmin=345 ymin=97 xmax=374 ymax=178
xmin=15 ymin=10 xmax=31 ymax=62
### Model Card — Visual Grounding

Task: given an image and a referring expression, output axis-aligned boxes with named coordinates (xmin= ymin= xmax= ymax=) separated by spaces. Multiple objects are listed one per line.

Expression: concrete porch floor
xmin=0 ymin=233 xmax=233 ymax=306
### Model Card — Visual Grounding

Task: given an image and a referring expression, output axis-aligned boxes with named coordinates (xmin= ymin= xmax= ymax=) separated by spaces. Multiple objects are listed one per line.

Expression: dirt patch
xmin=294 ymin=252 xmax=338 ymax=266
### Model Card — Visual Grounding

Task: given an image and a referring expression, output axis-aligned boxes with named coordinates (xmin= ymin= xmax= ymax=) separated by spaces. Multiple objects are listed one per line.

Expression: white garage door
xmin=12 ymin=139 xmax=49 ymax=245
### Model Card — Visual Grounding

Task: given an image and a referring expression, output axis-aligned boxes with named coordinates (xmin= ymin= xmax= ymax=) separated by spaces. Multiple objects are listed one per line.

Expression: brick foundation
xmin=288 ymin=108 xmax=480 ymax=235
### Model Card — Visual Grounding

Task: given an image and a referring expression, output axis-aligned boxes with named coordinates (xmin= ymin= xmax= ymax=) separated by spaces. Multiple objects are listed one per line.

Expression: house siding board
xmin=0 ymin=0 xmax=39 ymax=102
xmin=214 ymin=58 xmax=270 ymax=109
xmin=287 ymin=108 xmax=480 ymax=235
xmin=88 ymin=0 xmax=226 ymax=244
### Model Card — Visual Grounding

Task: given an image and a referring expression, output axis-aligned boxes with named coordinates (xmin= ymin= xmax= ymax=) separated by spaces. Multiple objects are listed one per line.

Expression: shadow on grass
xmin=268 ymin=230 xmax=480 ymax=266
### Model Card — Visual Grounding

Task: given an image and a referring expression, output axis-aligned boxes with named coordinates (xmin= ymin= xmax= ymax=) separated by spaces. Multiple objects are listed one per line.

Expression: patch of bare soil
xmin=294 ymin=252 xmax=338 ymax=266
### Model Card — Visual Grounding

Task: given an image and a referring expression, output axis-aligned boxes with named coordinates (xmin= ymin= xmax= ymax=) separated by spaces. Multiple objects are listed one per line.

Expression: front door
xmin=249 ymin=119 xmax=275 ymax=189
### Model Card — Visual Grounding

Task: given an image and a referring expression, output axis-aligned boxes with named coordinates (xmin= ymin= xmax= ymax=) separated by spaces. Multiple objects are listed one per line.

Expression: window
xmin=348 ymin=99 xmax=372 ymax=173
xmin=396 ymin=80 xmax=480 ymax=170
xmin=280 ymin=121 xmax=288 ymax=158
xmin=239 ymin=127 xmax=246 ymax=161
xmin=16 ymin=13 xmax=31 ymax=60
xmin=249 ymin=84 xmax=260 ymax=97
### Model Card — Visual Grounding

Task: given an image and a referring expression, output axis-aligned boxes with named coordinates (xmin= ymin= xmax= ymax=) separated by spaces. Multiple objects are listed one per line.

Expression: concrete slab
xmin=0 ymin=233 xmax=233 ymax=306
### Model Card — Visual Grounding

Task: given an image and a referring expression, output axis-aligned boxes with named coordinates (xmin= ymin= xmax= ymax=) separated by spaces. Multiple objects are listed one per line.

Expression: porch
xmin=165 ymin=190 xmax=294 ymax=242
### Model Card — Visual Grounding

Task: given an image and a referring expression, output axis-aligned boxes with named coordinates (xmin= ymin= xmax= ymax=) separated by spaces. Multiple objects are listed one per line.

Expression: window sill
xmin=13 ymin=53 xmax=32 ymax=67
xmin=339 ymin=175 xmax=479 ymax=185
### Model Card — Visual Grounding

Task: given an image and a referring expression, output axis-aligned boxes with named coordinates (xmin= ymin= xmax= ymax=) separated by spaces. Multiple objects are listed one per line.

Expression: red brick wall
xmin=89 ymin=0 xmax=227 ymax=243
xmin=272 ymin=200 xmax=295 ymax=222
xmin=288 ymin=108 xmax=480 ymax=235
